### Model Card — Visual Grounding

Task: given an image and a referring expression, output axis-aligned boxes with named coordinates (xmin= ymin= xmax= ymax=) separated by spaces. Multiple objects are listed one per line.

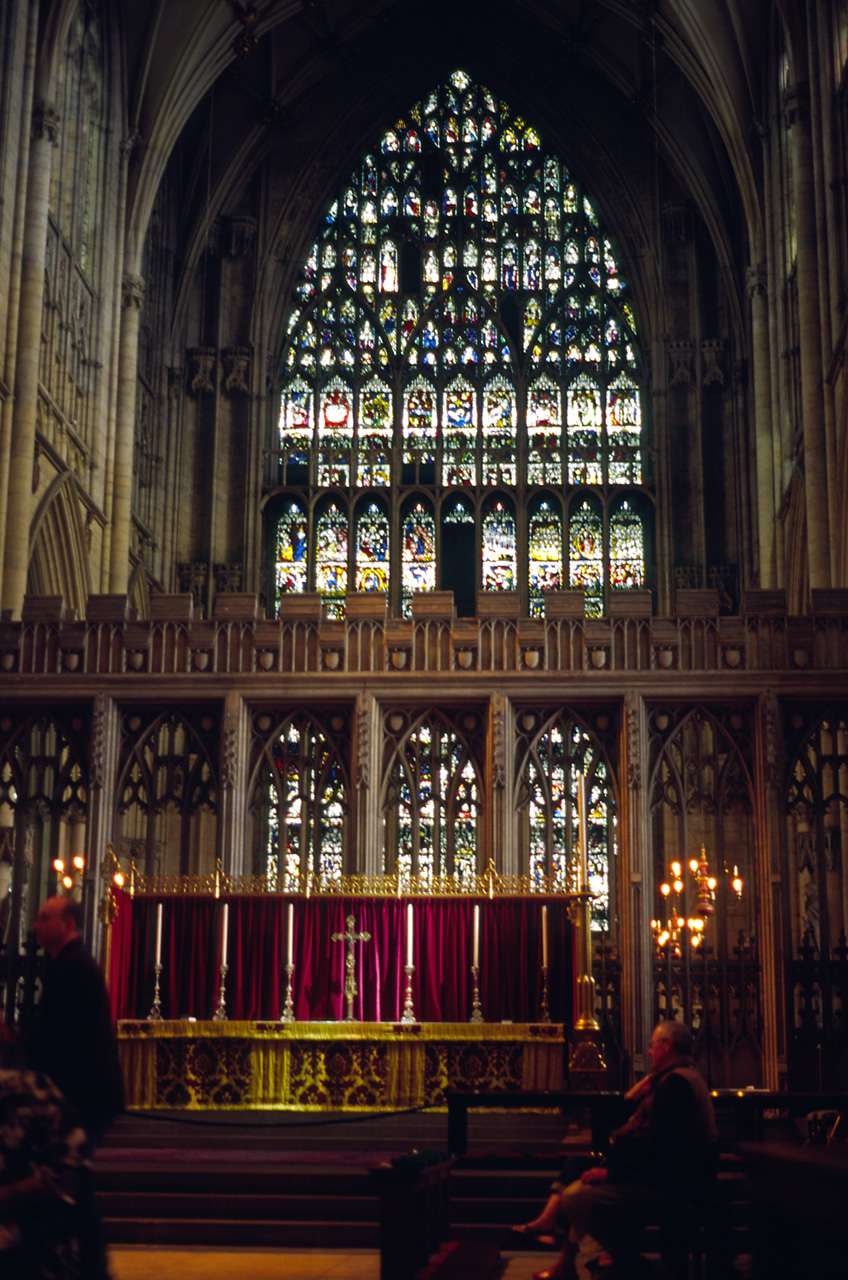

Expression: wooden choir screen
xmin=108 ymin=890 xmax=573 ymax=1025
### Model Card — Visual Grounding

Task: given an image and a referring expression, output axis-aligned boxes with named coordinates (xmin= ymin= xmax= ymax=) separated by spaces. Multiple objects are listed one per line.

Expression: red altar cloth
xmin=108 ymin=890 xmax=573 ymax=1025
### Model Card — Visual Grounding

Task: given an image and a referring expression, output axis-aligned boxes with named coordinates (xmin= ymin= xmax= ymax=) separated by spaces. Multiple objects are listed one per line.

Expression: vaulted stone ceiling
xmin=123 ymin=0 xmax=770 ymax=334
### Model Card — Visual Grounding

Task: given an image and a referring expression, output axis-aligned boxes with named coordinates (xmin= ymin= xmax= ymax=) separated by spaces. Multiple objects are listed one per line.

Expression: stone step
xmin=103 ymin=1218 xmax=379 ymax=1248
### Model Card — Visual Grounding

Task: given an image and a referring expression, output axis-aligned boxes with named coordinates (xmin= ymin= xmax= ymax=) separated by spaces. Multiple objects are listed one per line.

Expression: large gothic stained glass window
xmin=273 ymin=70 xmax=647 ymax=618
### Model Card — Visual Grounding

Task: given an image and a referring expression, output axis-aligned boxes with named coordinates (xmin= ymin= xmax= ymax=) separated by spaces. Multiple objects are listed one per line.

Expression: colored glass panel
xmin=318 ymin=380 xmax=353 ymax=484
xmin=275 ymin=503 xmax=308 ymax=607
xmin=316 ymin=504 xmax=348 ymax=618
xmin=607 ymin=372 xmax=642 ymax=483
xmin=401 ymin=503 xmax=436 ymax=616
xmin=567 ymin=375 xmax=602 ymax=484
xmin=279 ymin=379 xmax=313 ymax=465
xmin=403 ymin=379 xmax=437 ymax=465
xmin=358 ymin=380 xmax=392 ymax=486
xmin=481 ymin=375 xmax=516 ymax=484
xmin=569 ymin=500 xmax=603 ymax=616
xmin=482 ymin=502 xmax=516 ymax=590
xmin=610 ymin=500 xmax=645 ymax=589
xmin=355 ymin=502 xmax=390 ymax=592
xmin=443 ymin=377 xmax=476 ymax=485
xmin=527 ymin=380 xmax=562 ymax=484
xmin=528 ymin=502 xmax=562 ymax=616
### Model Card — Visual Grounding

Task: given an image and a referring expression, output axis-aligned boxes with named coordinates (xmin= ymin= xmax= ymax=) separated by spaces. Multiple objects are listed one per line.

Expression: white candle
xmin=220 ymin=902 xmax=229 ymax=964
xmin=578 ymin=772 xmax=588 ymax=888
xmin=542 ymin=903 xmax=548 ymax=969
xmin=155 ymin=902 xmax=163 ymax=966
xmin=406 ymin=902 xmax=414 ymax=967
xmin=287 ymin=901 xmax=294 ymax=966
xmin=473 ymin=904 xmax=480 ymax=968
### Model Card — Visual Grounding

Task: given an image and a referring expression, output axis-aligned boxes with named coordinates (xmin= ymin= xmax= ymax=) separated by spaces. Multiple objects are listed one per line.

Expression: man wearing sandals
xmin=515 ymin=1021 xmax=717 ymax=1280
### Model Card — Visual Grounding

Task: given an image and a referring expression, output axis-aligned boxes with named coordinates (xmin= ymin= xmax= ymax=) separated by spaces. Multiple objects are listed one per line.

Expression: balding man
xmin=28 ymin=896 xmax=124 ymax=1149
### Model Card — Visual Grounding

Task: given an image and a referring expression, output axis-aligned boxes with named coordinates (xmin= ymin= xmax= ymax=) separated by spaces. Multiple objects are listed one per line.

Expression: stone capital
xmin=32 ymin=101 xmax=60 ymax=144
xmin=701 ymin=338 xmax=725 ymax=388
xmin=783 ymin=82 xmax=809 ymax=130
xmin=221 ymin=347 xmax=252 ymax=395
xmin=667 ymin=339 xmax=695 ymax=389
xmin=121 ymin=274 xmax=145 ymax=310
xmin=746 ymin=262 xmax=767 ymax=299
xmin=120 ymin=129 xmax=143 ymax=162
xmin=188 ymin=347 xmax=218 ymax=395
xmin=229 ymin=216 xmax=258 ymax=257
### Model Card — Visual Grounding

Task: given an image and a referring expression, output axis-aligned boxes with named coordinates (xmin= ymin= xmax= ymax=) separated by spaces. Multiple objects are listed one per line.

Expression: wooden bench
xmin=444 ymin=1088 xmax=629 ymax=1156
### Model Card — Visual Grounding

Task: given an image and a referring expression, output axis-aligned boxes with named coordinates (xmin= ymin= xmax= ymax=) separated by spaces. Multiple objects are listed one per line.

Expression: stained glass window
xmin=569 ymin=499 xmax=604 ymax=617
xmin=258 ymin=715 xmax=347 ymax=888
xmin=518 ymin=714 xmax=614 ymax=929
xmin=275 ymin=502 xmax=308 ymax=601
xmin=402 ymin=503 xmax=436 ymax=616
xmin=315 ymin=503 xmax=348 ymax=618
xmin=273 ymin=68 xmax=648 ymax=616
xmin=529 ymin=502 xmax=562 ymax=617
xmin=355 ymin=502 xmax=390 ymax=593
xmin=610 ymin=500 xmax=645 ymax=589
xmin=482 ymin=502 xmax=517 ymax=591
xmin=383 ymin=711 xmax=482 ymax=883
xmin=358 ymin=380 xmax=392 ymax=486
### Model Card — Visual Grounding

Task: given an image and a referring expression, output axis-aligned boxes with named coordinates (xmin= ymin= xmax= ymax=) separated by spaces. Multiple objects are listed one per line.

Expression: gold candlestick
xmin=148 ymin=962 xmax=163 ymax=1021
xmin=280 ymin=962 xmax=295 ymax=1023
xmin=401 ymin=963 xmax=416 ymax=1023
xmin=538 ymin=964 xmax=551 ymax=1024
xmin=469 ymin=964 xmax=483 ymax=1023
xmin=213 ymin=962 xmax=228 ymax=1020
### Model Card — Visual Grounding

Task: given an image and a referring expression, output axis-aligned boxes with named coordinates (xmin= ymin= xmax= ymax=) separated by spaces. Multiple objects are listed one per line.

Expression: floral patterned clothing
xmin=0 ymin=1067 xmax=88 ymax=1279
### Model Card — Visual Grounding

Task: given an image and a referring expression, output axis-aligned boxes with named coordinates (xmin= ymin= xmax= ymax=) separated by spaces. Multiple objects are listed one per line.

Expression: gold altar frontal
xmin=117 ymin=1020 xmax=565 ymax=1111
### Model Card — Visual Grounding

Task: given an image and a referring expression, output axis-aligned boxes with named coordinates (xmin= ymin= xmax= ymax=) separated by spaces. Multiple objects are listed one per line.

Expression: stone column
xmin=84 ymin=690 xmax=121 ymax=962
xmin=217 ymin=690 xmax=249 ymax=877
xmin=487 ymin=691 xmax=515 ymax=875
xmin=785 ymin=83 xmax=831 ymax=591
xmin=108 ymin=273 xmax=145 ymax=595
xmin=1 ymin=100 xmax=58 ymax=619
xmin=621 ymin=690 xmax=653 ymax=1080
xmin=747 ymin=263 xmax=776 ymax=587
xmin=754 ymin=690 xmax=788 ymax=1089
xmin=355 ymin=693 xmax=383 ymax=877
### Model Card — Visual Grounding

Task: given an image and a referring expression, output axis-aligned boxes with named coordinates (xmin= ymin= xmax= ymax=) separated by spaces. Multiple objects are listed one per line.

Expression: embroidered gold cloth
xmin=117 ymin=1020 xmax=564 ymax=1110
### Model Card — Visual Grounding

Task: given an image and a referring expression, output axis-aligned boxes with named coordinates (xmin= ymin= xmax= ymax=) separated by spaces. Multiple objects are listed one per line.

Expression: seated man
xmin=525 ymin=1021 xmax=717 ymax=1280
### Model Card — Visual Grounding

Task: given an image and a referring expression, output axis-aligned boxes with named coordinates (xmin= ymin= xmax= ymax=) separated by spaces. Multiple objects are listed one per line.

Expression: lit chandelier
xmin=652 ymin=848 xmax=743 ymax=955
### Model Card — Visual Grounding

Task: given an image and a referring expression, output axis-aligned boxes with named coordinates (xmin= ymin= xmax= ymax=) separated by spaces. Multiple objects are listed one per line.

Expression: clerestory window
xmin=272 ymin=69 xmax=649 ymax=619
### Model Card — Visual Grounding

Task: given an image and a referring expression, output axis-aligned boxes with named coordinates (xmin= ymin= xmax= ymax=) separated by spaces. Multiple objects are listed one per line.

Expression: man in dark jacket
xmin=27 ymin=896 xmax=124 ymax=1149
xmin=525 ymin=1021 xmax=717 ymax=1280
xmin=26 ymin=896 xmax=125 ymax=1280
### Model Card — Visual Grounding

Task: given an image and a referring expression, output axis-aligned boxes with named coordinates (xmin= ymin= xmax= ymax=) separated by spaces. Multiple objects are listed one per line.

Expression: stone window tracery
xmin=273 ymin=69 xmax=648 ymax=618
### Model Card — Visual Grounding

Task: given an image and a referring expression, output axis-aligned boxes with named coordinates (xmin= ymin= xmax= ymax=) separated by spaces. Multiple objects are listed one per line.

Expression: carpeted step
xmin=418 ymin=1241 xmax=501 ymax=1280
xmin=103 ymin=1217 xmax=379 ymax=1248
xmin=99 ymin=1190 xmax=378 ymax=1223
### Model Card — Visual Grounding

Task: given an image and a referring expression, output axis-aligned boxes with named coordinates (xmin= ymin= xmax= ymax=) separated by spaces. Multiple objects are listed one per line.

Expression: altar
xmin=105 ymin=877 xmax=578 ymax=1110
xmin=117 ymin=1019 xmax=565 ymax=1111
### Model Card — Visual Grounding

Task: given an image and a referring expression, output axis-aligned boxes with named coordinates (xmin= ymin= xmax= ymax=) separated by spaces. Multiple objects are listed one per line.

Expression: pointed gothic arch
xmin=114 ymin=708 xmax=219 ymax=876
xmin=514 ymin=706 xmax=618 ymax=925
xmin=270 ymin=68 xmax=650 ymax=620
xmin=28 ymin=472 xmax=91 ymax=618
xmin=246 ymin=707 xmax=351 ymax=887
xmin=381 ymin=704 xmax=486 ymax=882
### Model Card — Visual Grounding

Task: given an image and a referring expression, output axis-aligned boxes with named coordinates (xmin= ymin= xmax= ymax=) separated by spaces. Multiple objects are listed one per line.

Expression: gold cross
xmin=331 ymin=913 xmax=372 ymax=1021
